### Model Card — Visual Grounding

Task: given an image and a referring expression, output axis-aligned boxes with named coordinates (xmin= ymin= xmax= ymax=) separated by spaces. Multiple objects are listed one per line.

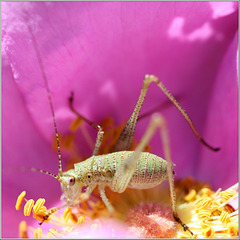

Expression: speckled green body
xmin=74 ymin=151 xmax=168 ymax=192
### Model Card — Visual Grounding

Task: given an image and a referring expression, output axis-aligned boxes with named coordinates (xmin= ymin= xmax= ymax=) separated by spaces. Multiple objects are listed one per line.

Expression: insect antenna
xmin=26 ymin=19 xmax=63 ymax=177
xmin=19 ymin=167 xmax=60 ymax=181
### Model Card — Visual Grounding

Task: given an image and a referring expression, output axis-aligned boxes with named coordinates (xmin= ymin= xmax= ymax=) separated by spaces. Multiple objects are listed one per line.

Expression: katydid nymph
xmin=31 ymin=71 xmax=219 ymax=235
xmin=24 ymin=18 xmax=220 ymax=235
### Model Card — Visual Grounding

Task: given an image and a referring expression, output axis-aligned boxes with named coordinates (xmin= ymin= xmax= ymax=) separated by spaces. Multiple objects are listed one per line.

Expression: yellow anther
xmin=184 ymin=189 xmax=197 ymax=202
xmin=210 ymin=200 xmax=220 ymax=210
xmin=200 ymin=219 xmax=210 ymax=229
xmin=19 ymin=221 xmax=28 ymax=238
xmin=33 ymin=228 xmax=42 ymax=239
xmin=211 ymin=209 xmax=221 ymax=216
xmin=36 ymin=206 xmax=47 ymax=214
xmin=197 ymin=209 xmax=211 ymax=219
xmin=24 ymin=199 xmax=34 ymax=216
xmin=77 ymin=215 xmax=86 ymax=225
xmin=70 ymin=213 xmax=78 ymax=223
xmin=70 ymin=117 xmax=83 ymax=132
xmin=47 ymin=228 xmax=61 ymax=238
xmin=16 ymin=191 xmax=26 ymax=210
xmin=202 ymin=226 xmax=215 ymax=238
xmin=219 ymin=190 xmax=237 ymax=201
xmin=195 ymin=197 xmax=212 ymax=209
xmin=200 ymin=188 xmax=213 ymax=197
xmin=219 ymin=210 xmax=231 ymax=224
xmin=227 ymin=222 xmax=239 ymax=236
xmin=63 ymin=207 xmax=72 ymax=222
xmin=33 ymin=198 xmax=45 ymax=214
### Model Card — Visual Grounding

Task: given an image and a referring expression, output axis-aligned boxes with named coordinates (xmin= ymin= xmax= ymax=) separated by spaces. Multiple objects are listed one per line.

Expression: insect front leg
xmin=69 ymin=92 xmax=104 ymax=156
xmin=98 ymin=184 xmax=114 ymax=213
xmin=80 ymin=183 xmax=97 ymax=202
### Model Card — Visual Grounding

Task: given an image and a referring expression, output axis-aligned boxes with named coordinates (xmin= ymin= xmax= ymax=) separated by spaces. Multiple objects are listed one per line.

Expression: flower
xmin=2 ymin=2 xmax=238 ymax=238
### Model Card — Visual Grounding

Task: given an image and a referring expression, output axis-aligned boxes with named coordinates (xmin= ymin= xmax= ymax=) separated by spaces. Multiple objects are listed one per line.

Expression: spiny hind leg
xmin=113 ymin=113 xmax=193 ymax=235
xmin=69 ymin=92 xmax=104 ymax=156
xmin=110 ymin=75 xmax=152 ymax=152
xmin=111 ymin=75 xmax=219 ymax=153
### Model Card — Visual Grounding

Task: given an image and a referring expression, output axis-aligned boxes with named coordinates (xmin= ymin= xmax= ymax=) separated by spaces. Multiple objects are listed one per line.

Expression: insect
xmin=26 ymin=23 xmax=219 ymax=235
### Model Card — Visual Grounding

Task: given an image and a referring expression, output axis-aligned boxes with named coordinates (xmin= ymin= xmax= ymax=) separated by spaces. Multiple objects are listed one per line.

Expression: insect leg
xmin=98 ymin=185 xmax=114 ymax=212
xmin=38 ymin=203 xmax=69 ymax=225
xmin=69 ymin=92 xmax=104 ymax=155
xmin=110 ymin=75 xmax=152 ymax=152
xmin=148 ymin=75 xmax=219 ymax=152
xmin=112 ymin=74 xmax=219 ymax=152
xmin=152 ymin=114 xmax=193 ymax=235
xmin=113 ymin=113 xmax=193 ymax=234
xmin=80 ymin=183 xmax=97 ymax=202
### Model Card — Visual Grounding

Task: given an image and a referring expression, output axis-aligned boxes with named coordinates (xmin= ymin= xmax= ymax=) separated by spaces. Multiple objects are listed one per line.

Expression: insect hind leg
xmin=111 ymin=74 xmax=219 ymax=153
xmin=148 ymin=113 xmax=193 ymax=235
xmin=110 ymin=75 xmax=152 ymax=152
xmin=113 ymin=113 xmax=193 ymax=235
xmin=69 ymin=92 xmax=104 ymax=156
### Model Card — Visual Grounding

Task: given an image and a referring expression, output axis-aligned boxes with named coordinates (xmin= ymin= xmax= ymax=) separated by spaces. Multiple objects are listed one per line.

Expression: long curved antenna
xmin=25 ymin=16 xmax=63 ymax=176
xmin=19 ymin=167 xmax=60 ymax=181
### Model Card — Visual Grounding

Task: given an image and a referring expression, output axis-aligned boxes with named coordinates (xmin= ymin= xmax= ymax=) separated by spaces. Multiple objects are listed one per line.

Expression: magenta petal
xmin=2 ymin=58 xmax=61 ymax=237
xmin=197 ymin=32 xmax=238 ymax=188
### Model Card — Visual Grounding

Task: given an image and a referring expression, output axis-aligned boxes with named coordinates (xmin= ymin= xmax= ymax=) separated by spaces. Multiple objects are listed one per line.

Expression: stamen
xmin=184 ymin=189 xmax=197 ymax=202
xmin=70 ymin=117 xmax=83 ymax=132
xmin=195 ymin=197 xmax=212 ymax=209
xmin=63 ymin=134 xmax=75 ymax=149
xmin=210 ymin=200 xmax=220 ymax=210
xmin=24 ymin=199 xmax=35 ymax=216
xmin=63 ymin=207 xmax=72 ymax=222
xmin=200 ymin=188 xmax=213 ymax=197
xmin=33 ymin=198 xmax=45 ymax=214
xmin=16 ymin=191 xmax=26 ymax=210
xmin=70 ymin=213 xmax=78 ymax=223
xmin=219 ymin=210 xmax=231 ymax=224
xmin=47 ymin=228 xmax=62 ymax=238
xmin=219 ymin=190 xmax=237 ymax=201
xmin=202 ymin=226 xmax=215 ymax=238
xmin=197 ymin=209 xmax=211 ymax=219
xmin=35 ymin=206 xmax=48 ymax=214
xmin=227 ymin=222 xmax=239 ymax=236
xmin=77 ymin=216 xmax=86 ymax=225
xmin=33 ymin=228 xmax=42 ymax=239
xmin=19 ymin=220 xmax=28 ymax=238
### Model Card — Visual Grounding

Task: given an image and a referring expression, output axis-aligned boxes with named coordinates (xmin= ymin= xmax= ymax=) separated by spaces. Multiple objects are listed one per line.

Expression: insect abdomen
xmin=92 ymin=151 xmax=168 ymax=189
xmin=127 ymin=151 xmax=168 ymax=189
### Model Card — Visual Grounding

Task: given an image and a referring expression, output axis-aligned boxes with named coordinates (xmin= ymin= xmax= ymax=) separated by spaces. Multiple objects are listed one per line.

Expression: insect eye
xmin=68 ymin=176 xmax=75 ymax=186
